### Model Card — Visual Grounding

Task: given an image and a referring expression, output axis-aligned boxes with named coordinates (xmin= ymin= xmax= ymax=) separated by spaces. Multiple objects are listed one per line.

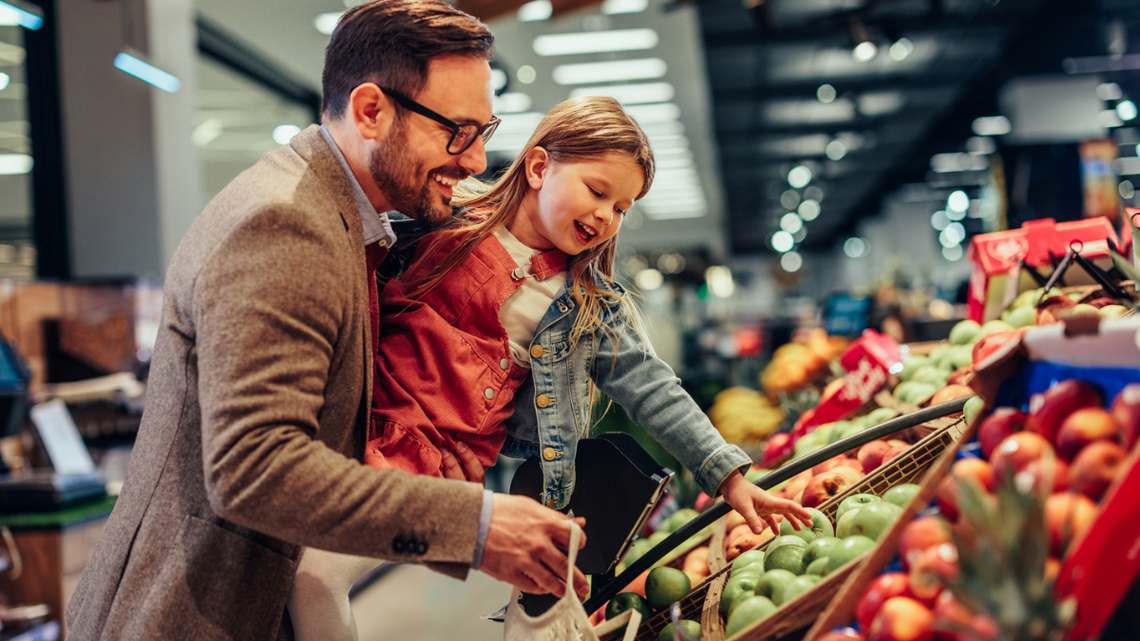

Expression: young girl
xmin=288 ymin=96 xmax=810 ymax=640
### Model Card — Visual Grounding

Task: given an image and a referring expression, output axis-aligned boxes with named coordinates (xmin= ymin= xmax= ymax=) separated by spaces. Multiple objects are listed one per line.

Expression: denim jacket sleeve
xmin=591 ymin=305 xmax=752 ymax=497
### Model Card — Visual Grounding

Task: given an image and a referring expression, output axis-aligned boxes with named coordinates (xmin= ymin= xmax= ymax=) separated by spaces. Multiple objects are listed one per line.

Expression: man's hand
xmin=440 ymin=441 xmax=485 ymax=485
xmin=479 ymin=494 xmax=589 ymax=598
xmin=720 ymin=470 xmax=814 ymax=536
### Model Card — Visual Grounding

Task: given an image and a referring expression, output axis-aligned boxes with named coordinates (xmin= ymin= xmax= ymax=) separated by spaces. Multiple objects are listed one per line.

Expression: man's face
xmin=370 ymin=55 xmax=494 ymax=225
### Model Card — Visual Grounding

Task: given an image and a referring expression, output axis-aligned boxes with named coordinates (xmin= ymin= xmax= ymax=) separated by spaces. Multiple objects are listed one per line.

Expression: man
xmin=66 ymin=2 xmax=585 ymax=639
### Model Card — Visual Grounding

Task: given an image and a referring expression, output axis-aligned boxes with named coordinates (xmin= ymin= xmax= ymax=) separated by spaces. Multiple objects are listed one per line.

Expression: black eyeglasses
xmin=380 ymin=87 xmax=501 ymax=155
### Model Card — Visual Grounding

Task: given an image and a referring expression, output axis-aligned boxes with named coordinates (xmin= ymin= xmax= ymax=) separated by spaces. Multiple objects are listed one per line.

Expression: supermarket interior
xmin=0 ymin=0 xmax=1138 ymax=639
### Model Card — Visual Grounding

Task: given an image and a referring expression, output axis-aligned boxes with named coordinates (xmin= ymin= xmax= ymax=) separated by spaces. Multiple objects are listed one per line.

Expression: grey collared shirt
xmin=317 ymin=125 xmax=493 ymax=571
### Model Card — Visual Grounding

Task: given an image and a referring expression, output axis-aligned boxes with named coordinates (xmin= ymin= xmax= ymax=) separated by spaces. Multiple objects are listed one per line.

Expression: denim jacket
xmin=499 ymin=276 xmax=752 ymax=510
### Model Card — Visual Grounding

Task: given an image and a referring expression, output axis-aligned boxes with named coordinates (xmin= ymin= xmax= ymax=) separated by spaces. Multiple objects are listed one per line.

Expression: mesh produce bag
xmin=503 ymin=522 xmax=640 ymax=641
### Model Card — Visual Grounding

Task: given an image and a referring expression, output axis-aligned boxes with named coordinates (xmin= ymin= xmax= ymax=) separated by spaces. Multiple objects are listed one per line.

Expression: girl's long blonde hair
xmin=405 ymin=95 xmax=655 ymax=346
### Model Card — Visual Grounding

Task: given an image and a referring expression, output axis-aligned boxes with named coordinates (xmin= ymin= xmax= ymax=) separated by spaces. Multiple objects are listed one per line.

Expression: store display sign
xmin=966 ymin=217 xmax=1120 ymax=322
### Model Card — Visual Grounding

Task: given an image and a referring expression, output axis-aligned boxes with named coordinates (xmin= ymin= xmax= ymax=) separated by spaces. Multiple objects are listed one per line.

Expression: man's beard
xmin=369 ymin=120 xmax=459 ymax=226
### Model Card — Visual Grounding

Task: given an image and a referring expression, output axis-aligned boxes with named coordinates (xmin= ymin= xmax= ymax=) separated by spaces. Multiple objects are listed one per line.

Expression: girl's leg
xmin=288 ymin=547 xmax=386 ymax=641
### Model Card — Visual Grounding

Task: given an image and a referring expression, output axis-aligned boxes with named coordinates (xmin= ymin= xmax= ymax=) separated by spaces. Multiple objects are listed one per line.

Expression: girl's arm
xmin=592 ymin=311 xmax=811 ymax=534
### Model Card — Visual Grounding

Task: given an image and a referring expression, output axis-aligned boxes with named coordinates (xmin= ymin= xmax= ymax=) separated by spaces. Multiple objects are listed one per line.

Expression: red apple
xmin=1055 ymin=407 xmax=1119 ymax=460
xmin=869 ymin=596 xmax=935 ymax=641
xmin=801 ymin=467 xmax=863 ymax=508
xmin=1044 ymin=492 xmax=1099 ymax=557
xmin=990 ymin=432 xmax=1054 ymax=484
xmin=1020 ymin=456 xmax=1071 ymax=493
xmin=931 ymin=385 xmax=975 ymax=408
xmin=932 ymin=591 xmax=999 ymax=641
xmin=856 ymin=572 xmax=916 ymax=631
xmin=977 ymin=408 xmax=1027 ymax=459
xmin=971 ymin=330 xmax=1022 ymax=367
xmin=899 ymin=517 xmax=953 ymax=571
xmin=908 ymin=543 xmax=959 ymax=604
xmin=886 ymin=439 xmax=909 ymax=448
xmin=936 ymin=459 xmax=995 ymax=522
xmin=882 ymin=444 xmax=911 ymax=465
xmin=946 ymin=367 xmax=974 ymax=387
xmin=1112 ymin=384 xmax=1140 ymax=451
xmin=859 ymin=440 xmax=894 ymax=473
xmin=1070 ymin=440 xmax=1127 ymax=501
xmin=813 ymin=455 xmax=864 ymax=476
xmin=1025 ymin=380 xmax=1104 ymax=444
xmin=818 ymin=629 xmax=866 ymax=641
xmin=783 ymin=470 xmax=814 ymax=503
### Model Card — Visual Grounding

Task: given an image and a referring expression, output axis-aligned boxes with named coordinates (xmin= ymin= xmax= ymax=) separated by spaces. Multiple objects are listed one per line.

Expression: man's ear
xmin=349 ymin=83 xmax=391 ymax=141
xmin=524 ymin=147 xmax=551 ymax=189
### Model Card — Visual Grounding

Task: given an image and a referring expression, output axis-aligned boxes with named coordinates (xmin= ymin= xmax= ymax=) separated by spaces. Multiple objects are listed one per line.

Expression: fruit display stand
xmin=707 ymin=413 xmax=968 ymax=641
xmin=803 ymin=315 xmax=1140 ymax=641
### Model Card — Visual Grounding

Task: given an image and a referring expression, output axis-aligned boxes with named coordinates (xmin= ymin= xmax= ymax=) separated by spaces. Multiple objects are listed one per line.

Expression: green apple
xmin=726 ymin=596 xmax=777 ymax=637
xmin=658 ymin=620 xmax=700 ymax=641
xmin=836 ymin=493 xmax=880 ymax=522
xmin=801 ymin=536 xmax=841 ymax=565
xmin=744 ymin=467 xmax=769 ymax=483
xmin=805 ymin=556 xmax=829 ymax=576
xmin=948 ymin=319 xmax=981 ymax=346
xmin=844 ymin=501 xmax=904 ymax=540
xmin=963 ymin=395 xmax=985 ymax=425
xmin=948 ymin=345 xmax=974 ymax=370
xmin=766 ymin=535 xmax=808 ymax=555
xmin=660 ymin=508 xmax=699 ymax=533
xmin=773 ymin=574 xmax=821 ymax=605
xmin=864 ymin=407 xmax=901 ymax=426
xmin=779 ymin=516 xmax=817 ymax=544
xmin=1003 ymin=305 xmax=1036 ymax=329
xmin=753 ymin=569 xmax=797 ymax=600
xmin=836 ymin=507 xmax=863 ymax=539
xmin=763 ymin=543 xmax=806 ymax=575
xmin=1100 ymin=305 xmax=1128 ymax=320
xmin=721 ymin=572 xmax=761 ymax=618
xmin=912 ymin=365 xmax=950 ymax=386
xmin=980 ymin=319 xmax=1015 ymax=337
xmin=731 ymin=549 xmax=766 ymax=573
xmin=898 ymin=355 xmax=929 ymax=382
xmin=882 ymin=483 xmax=921 ymax=508
xmin=804 ymin=507 xmax=835 ymax=539
xmin=826 ymin=535 xmax=877 ymax=574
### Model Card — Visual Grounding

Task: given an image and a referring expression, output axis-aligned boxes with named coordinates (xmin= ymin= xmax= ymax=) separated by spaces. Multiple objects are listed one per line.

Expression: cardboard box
xmin=966 ymin=217 xmax=1120 ymax=323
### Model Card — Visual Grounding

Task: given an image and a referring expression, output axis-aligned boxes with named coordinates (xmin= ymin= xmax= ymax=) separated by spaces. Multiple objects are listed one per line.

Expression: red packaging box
xmin=966 ymin=217 xmax=1120 ymax=323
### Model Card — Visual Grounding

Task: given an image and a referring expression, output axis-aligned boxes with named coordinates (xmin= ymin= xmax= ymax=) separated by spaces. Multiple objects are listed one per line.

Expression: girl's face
xmin=510 ymin=150 xmax=644 ymax=254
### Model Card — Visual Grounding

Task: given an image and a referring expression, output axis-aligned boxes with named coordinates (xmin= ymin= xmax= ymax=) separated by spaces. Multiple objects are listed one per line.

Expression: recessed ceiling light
xmin=798 ymin=199 xmax=820 ymax=221
xmin=888 ymin=38 xmax=914 ymax=62
xmin=0 ymin=154 xmax=32 ymax=175
xmin=844 ymin=237 xmax=867 ymax=258
xmin=570 ymin=82 xmax=675 ymax=105
xmin=517 ymin=0 xmax=552 ymax=22
xmin=780 ymin=190 xmax=800 ymax=210
xmin=533 ymin=29 xmax=658 ymax=56
xmin=273 ymin=125 xmax=302 ymax=145
xmin=1116 ymin=100 xmax=1138 ymax=121
xmin=817 ymin=84 xmax=837 ymax=104
xmin=942 ymin=244 xmax=963 ymax=261
xmin=552 ymin=58 xmax=667 ymax=85
xmin=0 ymin=1 xmax=42 ymax=29
xmin=780 ymin=251 xmax=803 ymax=272
xmin=0 ymin=73 xmax=8 ymax=91
xmin=780 ymin=213 xmax=803 ymax=234
xmin=771 ymin=231 xmax=794 ymax=253
xmin=971 ymin=116 xmax=1011 ymax=136
xmin=825 ymin=139 xmax=847 ymax=160
xmin=315 ymin=12 xmax=342 ymax=35
xmin=852 ymin=41 xmax=877 ymax=63
xmin=601 ymin=0 xmax=649 ymax=15
xmin=517 ymin=65 xmax=537 ymax=85
xmin=788 ymin=165 xmax=812 ymax=188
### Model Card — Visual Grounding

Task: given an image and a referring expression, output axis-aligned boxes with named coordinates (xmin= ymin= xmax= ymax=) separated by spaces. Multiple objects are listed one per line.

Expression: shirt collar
xmin=318 ymin=124 xmax=402 ymax=247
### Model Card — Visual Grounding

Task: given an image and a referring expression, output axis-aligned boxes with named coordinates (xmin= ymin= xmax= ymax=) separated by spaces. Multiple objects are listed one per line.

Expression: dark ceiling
xmin=693 ymin=0 xmax=1139 ymax=254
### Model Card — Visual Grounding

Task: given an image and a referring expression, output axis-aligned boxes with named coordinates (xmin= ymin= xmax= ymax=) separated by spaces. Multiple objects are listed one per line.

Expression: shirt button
xmin=536 ymin=395 xmax=552 ymax=408
xmin=500 ymin=358 xmax=510 ymax=370
xmin=543 ymin=447 xmax=558 ymax=461
xmin=484 ymin=388 xmax=495 ymax=400
xmin=530 ymin=345 xmax=546 ymax=359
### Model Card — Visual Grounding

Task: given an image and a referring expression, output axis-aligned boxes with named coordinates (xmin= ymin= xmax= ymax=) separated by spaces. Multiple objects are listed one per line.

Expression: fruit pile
xmin=708 ymin=387 xmax=785 ymax=444
xmin=718 ymin=488 xmax=914 ymax=637
xmin=759 ymin=328 xmax=848 ymax=399
xmin=892 ymin=319 xmax=1011 ymax=408
xmin=617 ymin=508 xmax=713 ymax=586
xmin=820 ymin=379 xmax=1140 ymax=641
xmin=598 ymin=565 xmax=697 ymax=640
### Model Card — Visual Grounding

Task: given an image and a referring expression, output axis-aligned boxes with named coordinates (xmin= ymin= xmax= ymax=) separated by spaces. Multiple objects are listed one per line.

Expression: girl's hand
xmin=719 ymin=470 xmax=814 ymax=536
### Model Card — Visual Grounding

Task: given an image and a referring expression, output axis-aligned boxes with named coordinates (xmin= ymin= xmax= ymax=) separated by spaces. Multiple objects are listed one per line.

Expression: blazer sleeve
xmin=591 ymin=308 xmax=752 ymax=497
xmin=192 ymin=204 xmax=482 ymax=574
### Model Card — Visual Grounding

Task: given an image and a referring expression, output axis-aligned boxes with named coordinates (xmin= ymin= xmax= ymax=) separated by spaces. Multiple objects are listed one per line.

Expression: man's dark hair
xmin=321 ymin=0 xmax=494 ymax=120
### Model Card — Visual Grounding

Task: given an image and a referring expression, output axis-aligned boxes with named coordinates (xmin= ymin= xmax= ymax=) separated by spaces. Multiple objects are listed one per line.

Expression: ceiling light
xmin=484 ymin=133 xmax=531 ymax=154
xmin=825 ymin=139 xmax=847 ymax=160
xmin=705 ymin=266 xmax=735 ymax=298
xmin=858 ymin=92 xmax=904 ymax=117
xmin=942 ymin=244 xmax=963 ymax=261
xmin=793 ymin=227 xmax=807 ymax=243
xmin=971 ymin=116 xmax=1011 ymax=136
xmin=0 ymin=1 xmax=42 ymax=29
xmin=888 ymin=38 xmax=914 ymax=62
xmin=966 ymin=136 xmax=996 ymax=155
xmin=1097 ymin=82 xmax=1124 ymax=101
xmin=643 ymin=206 xmax=706 ymax=220
xmin=518 ymin=0 xmax=552 ymax=21
xmin=1116 ymin=100 xmax=1138 ymax=121
xmin=930 ymin=153 xmax=988 ymax=173
xmin=780 ymin=251 xmax=803 ymax=272
xmin=655 ymin=157 xmax=694 ymax=170
xmin=273 ymin=125 xmax=301 ymax=145
xmin=798 ymin=199 xmax=820 ymax=221
xmin=788 ymin=165 xmax=812 ymax=188
xmin=517 ymin=66 xmax=537 ymax=84
xmin=315 ymin=12 xmax=342 ymax=35
xmin=947 ymin=207 xmax=966 ymax=222
xmin=930 ymin=210 xmax=950 ymax=230
xmin=533 ymin=29 xmax=658 ymax=56
xmin=494 ymin=92 xmax=533 ymax=114
xmin=653 ymin=168 xmax=700 ymax=185
xmin=780 ymin=190 xmax=800 ymax=210
xmin=804 ymin=186 xmax=824 ymax=202
xmin=496 ymin=112 xmax=545 ymax=134
xmin=491 ymin=69 xmax=508 ymax=93
xmin=780 ymin=213 xmax=803 ymax=234
xmin=192 ymin=119 xmax=223 ymax=147
xmin=939 ymin=222 xmax=965 ymax=247
xmin=552 ymin=58 xmax=666 ymax=85
xmin=844 ymin=237 xmax=867 ymax=258
xmin=947 ymin=190 xmax=969 ymax=213
xmin=1063 ymin=54 xmax=1140 ymax=75
xmin=0 ymin=73 xmax=8 ymax=91
xmin=625 ymin=102 xmax=681 ymax=124
xmin=0 ymin=154 xmax=31 ymax=175
xmin=601 ymin=0 xmax=648 ymax=14
xmin=817 ymin=84 xmax=837 ymax=104
xmin=1120 ymin=180 xmax=1135 ymax=200
xmin=635 ymin=268 xmax=664 ymax=290
xmin=1099 ymin=109 xmax=1124 ymax=128
xmin=570 ymin=82 xmax=674 ymax=105
xmin=1113 ymin=157 xmax=1140 ymax=176
xmin=114 ymin=51 xmax=181 ymax=93
xmin=853 ymin=41 xmax=877 ymax=63
xmin=771 ymin=231 xmax=794 ymax=253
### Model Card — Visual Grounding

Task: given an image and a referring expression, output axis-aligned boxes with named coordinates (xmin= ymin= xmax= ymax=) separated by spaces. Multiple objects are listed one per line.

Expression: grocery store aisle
xmin=352 ymin=563 xmax=512 ymax=640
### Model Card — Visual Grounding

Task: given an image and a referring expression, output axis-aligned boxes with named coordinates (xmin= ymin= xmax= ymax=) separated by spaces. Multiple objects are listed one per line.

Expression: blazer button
xmin=415 ymin=541 xmax=429 ymax=555
xmin=543 ymin=447 xmax=559 ymax=461
xmin=392 ymin=537 xmax=406 ymax=553
xmin=530 ymin=345 xmax=546 ymax=359
xmin=536 ymin=394 xmax=553 ymax=408
xmin=484 ymin=388 xmax=495 ymax=400
xmin=500 ymin=358 xmax=510 ymax=370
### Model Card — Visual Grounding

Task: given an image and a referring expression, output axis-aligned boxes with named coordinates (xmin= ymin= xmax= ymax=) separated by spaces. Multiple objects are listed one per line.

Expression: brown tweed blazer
xmin=65 ymin=126 xmax=484 ymax=641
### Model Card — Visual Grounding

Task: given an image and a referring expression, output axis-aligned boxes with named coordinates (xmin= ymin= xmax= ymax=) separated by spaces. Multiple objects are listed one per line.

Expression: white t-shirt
xmin=495 ymin=227 xmax=567 ymax=368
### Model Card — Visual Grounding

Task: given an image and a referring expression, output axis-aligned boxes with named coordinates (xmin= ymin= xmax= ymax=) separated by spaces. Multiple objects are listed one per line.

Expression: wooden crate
xmin=704 ymin=414 xmax=967 ymax=641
